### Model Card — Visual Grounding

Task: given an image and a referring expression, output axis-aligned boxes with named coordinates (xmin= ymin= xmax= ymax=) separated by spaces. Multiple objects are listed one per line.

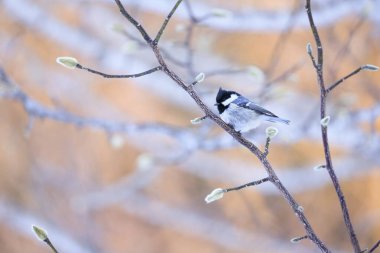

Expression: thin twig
xmin=265 ymin=0 xmax=302 ymax=76
xmin=328 ymin=16 xmax=365 ymax=81
xmin=369 ymin=240 xmax=380 ymax=253
xmin=76 ymin=64 xmax=162 ymax=78
xmin=183 ymin=0 xmax=197 ymax=22
xmin=44 ymin=238 xmax=59 ymax=253
xmin=306 ymin=0 xmax=361 ymax=252
xmin=225 ymin=177 xmax=270 ymax=192
xmin=154 ymin=0 xmax=183 ymax=45
xmin=263 ymin=137 xmax=271 ymax=157
xmin=114 ymin=0 xmax=152 ymax=43
xmin=326 ymin=66 xmax=362 ymax=93
xmin=307 ymin=45 xmax=318 ymax=70
xmin=291 ymin=235 xmax=309 ymax=243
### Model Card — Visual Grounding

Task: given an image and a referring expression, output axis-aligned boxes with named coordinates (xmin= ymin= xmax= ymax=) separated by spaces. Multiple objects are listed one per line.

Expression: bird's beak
xmin=214 ymin=103 xmax=219 ymax=106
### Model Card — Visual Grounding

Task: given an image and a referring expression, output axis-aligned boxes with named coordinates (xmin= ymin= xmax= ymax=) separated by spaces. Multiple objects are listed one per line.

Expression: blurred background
xmin=1 ymin=0 xmax=380 ymax=252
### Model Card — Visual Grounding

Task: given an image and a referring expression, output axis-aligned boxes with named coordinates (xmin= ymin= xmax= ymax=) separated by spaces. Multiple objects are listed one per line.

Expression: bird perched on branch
xmin=215 ymin=88 xmax=290 ymax=133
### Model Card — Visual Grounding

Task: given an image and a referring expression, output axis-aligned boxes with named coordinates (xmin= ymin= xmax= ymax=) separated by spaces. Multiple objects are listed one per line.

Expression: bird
xmin=215 ymin=87 xmax=290 ymax=133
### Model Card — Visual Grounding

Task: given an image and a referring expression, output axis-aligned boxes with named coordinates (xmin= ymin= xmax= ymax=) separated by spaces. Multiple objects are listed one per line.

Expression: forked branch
xmin=105 ymin=1 xmax=331 ymax=252
xmin=306 ymin=0 xmax=361 ymax=252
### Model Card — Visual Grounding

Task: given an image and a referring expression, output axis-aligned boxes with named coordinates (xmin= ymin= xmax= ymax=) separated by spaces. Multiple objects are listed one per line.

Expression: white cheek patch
xmin=222 ymin=94 xmax=238 ymax=106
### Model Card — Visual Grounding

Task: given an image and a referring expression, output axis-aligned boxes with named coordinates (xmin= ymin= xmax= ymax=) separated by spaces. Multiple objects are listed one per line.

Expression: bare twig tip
xmin=290 ymin=235 xmax=308 ymax=243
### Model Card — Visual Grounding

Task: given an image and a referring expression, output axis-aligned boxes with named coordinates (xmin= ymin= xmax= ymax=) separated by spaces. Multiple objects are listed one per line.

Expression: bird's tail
xmin=266 ymin=116 xmax=290 ymax=125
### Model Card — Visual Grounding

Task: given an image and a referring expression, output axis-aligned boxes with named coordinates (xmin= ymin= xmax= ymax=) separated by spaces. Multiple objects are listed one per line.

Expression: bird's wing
xmin=232 ymin=96 xmax=279 ymax=117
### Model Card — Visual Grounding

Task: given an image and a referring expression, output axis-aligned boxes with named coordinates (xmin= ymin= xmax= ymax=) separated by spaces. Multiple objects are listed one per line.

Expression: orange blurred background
xmin=1 ymin=0 xmax=380 ymax=253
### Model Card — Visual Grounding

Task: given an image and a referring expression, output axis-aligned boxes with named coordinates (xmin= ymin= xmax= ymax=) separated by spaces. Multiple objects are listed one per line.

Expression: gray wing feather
xmin=232 ymin=96 xmax=278 ymax=117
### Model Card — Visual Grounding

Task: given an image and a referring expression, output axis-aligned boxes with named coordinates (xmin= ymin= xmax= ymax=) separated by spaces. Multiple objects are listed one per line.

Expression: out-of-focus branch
xmin=0 ymin=66 xmax=191 ymax=142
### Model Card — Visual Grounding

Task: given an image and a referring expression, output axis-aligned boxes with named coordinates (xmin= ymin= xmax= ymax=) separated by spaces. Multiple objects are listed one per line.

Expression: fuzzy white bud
xmin=190 ymin=116 xmax=206 ymax=125
xmin=56 ymin=56 xmax=78 ymax=69
xmin=306 ymin=42 xmax=313 ymax=54
xmin=265 ymin=126 xmax=279 ymax=139
xmin=205 ymin=188 xmax=225 ymax=203
xmin=362 ymin=64 xmax=379 ymax=72
xmin=320 ymin=116 xmax=331 ymax=127
xmin=32 ymin=225 xmax=48 ymax=241
xmin=297 ymin=206 xmax=304 ymax=212
xmin=194 ymin=73 xmax=205 ymax=83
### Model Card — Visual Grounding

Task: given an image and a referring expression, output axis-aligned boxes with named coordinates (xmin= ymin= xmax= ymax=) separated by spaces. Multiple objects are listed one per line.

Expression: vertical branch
xmin=305 ymin=1 xmax=361 ymax=252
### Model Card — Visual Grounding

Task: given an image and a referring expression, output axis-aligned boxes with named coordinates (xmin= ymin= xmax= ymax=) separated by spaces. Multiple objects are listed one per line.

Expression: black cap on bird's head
xmin=215 ymin=87 xmax=241 ymax=114
xmin=215 ymin=87 xmax=240 ymax=105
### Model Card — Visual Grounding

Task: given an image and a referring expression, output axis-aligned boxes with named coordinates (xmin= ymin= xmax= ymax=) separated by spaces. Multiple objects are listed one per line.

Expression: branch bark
xmin=306 ymin=0 xmax=361 ymax=252
xmin=109 ymin=1 xmax=331 ymax=251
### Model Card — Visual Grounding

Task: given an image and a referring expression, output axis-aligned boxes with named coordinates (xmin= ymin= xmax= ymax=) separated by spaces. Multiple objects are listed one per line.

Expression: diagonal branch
xmin=114 ymin=0 xmax=152 ymax=43
xmin=108 ymin=1 xmax=332 ymax=251
xmin=326 ymin=65 xmax=378 ymax=93
xmin=225 ymin=177 xmax=270 ymax=192
xmin=154 ymin=0 xmax=183 ymax=45
xmin=75 ymin=64 xmax=162 ymax=78
xmin=66 ymin=1 xmax=333 ymax=252
xmin=152 ymin=46 xmax=331 ymax=253
xmin=369 ymin=240 xmax=380 ymax=253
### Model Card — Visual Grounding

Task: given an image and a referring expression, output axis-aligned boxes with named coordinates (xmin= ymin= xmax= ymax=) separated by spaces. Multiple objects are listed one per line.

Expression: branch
xmin=114 ymin=0 xmax=152 ymax=43
xmin=326 ymin=66 xmax=362 ymax=93
xmin=306 ymin=1 xmax=323 ymax=73
xmin=369 ymin=240 xmax=380 ymax=253
xmin=225 ymin=177 xmax=270 ymax=192
xmin=106 ymin=1 xmax=332 ymax=251
xmin=154 ymin=0 xmax=183 ymax=45
xmin=306 ymin=42 xmax=318 ymax=70
xmin=45 ymin=238 xmax=59 ymax=253
xmin=153 ymin=42 xmax=331 ymax=253
xmin=306 ymin=0 xmax=361 ymax=252
xmin=263 ymin=137 xmax=271 ymax=157
xmin=326 ymin=65 xmax=379 ymax=93
xmin=76 ymin=64 xmax=162 ymax=78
